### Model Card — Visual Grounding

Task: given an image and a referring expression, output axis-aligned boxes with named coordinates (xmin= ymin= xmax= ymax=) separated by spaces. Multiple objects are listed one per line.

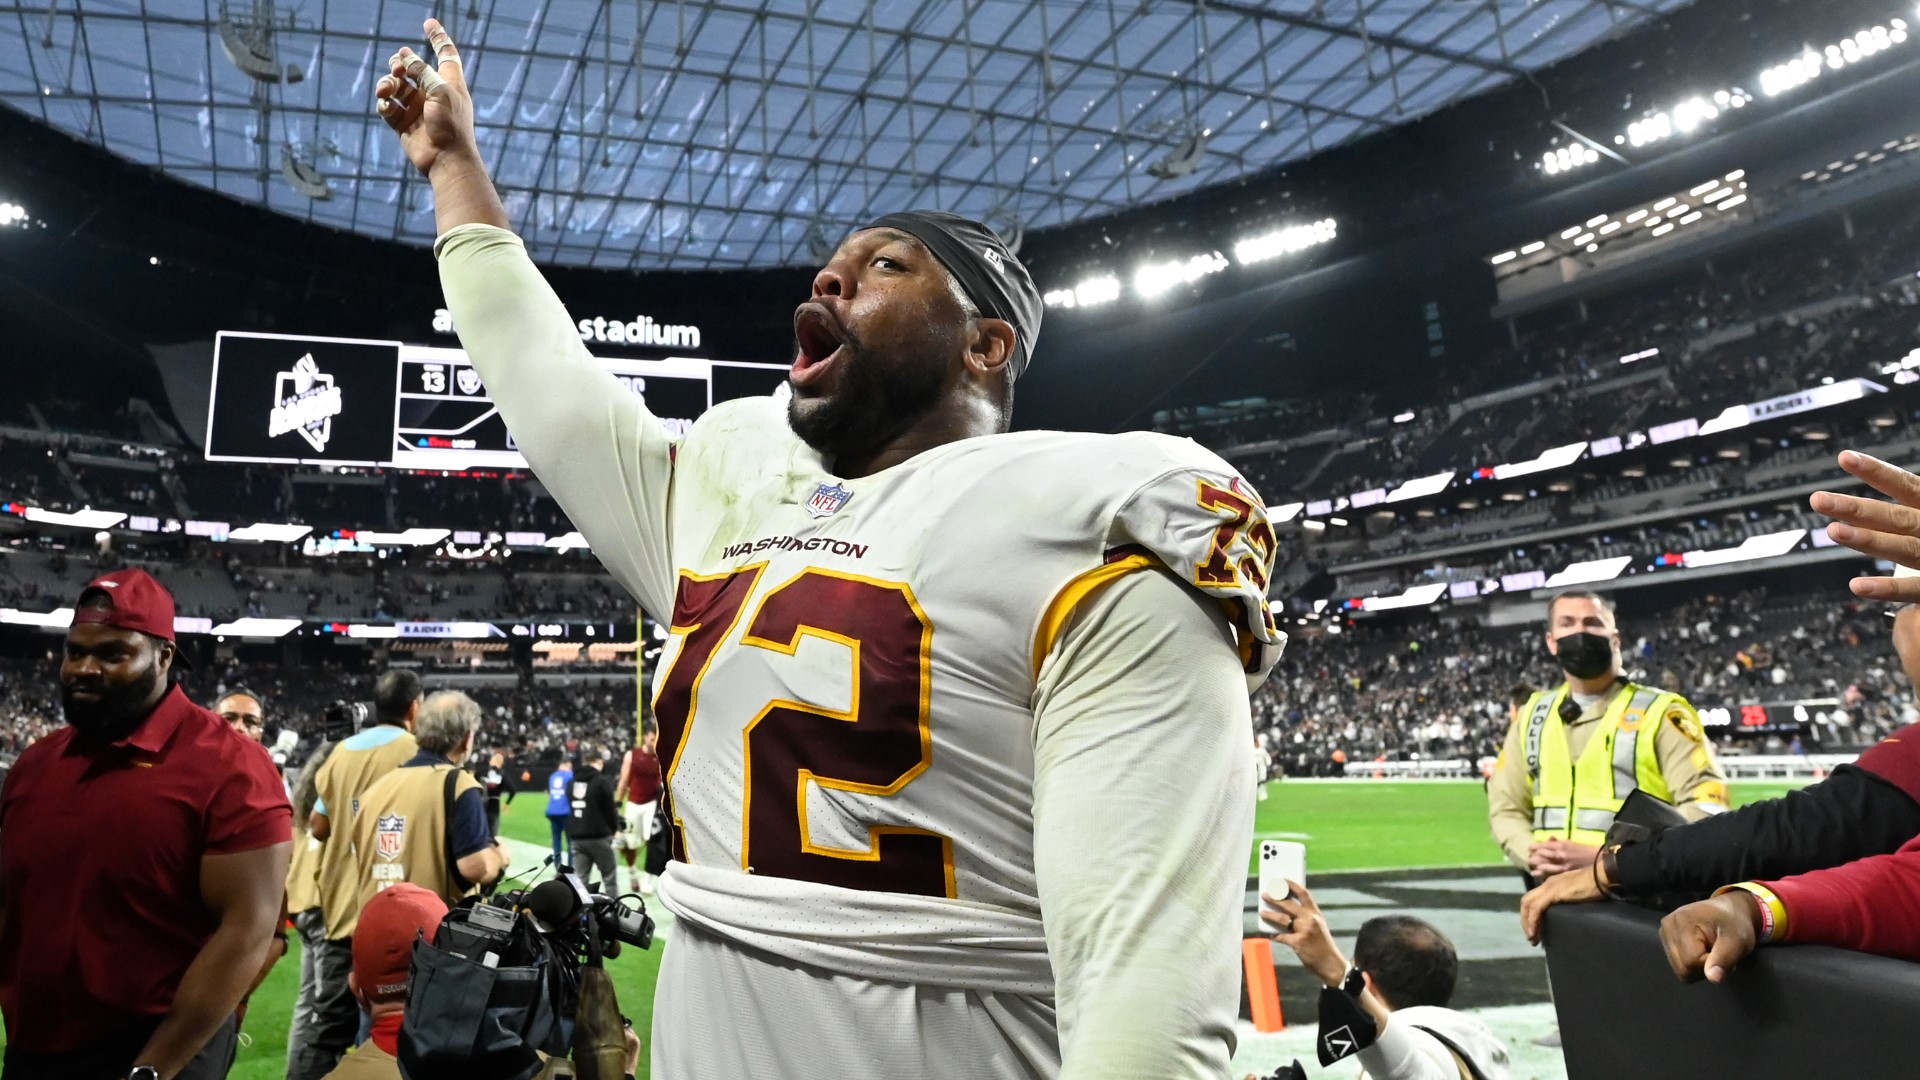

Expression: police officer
xmin=1488 ymin=590 xmax=1730 ymax=885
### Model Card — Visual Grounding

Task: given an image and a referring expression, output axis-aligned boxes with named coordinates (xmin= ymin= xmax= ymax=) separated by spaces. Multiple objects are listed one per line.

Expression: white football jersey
xmin=435 ymin=222 xmax=1283 ymax=1078
xmin=640 ymin=395 xmax=1282 ymax=907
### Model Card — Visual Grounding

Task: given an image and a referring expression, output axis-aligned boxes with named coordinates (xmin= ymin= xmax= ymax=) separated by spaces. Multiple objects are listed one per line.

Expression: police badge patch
xmin=375 ymin=813 xmax=406 ymax=860
xmin=805 ymin=483 xmax=853 ymax=519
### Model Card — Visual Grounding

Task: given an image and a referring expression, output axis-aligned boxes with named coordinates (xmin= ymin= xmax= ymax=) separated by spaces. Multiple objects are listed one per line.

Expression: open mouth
xmin=791 ymin=304 xmax=847 ymax=388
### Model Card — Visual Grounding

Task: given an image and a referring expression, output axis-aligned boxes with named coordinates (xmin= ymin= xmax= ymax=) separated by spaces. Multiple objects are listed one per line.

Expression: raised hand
xmin=375 ymin=18 xmax=479 ymax=177
xmin=1811 ymin=450 xmax=1920 ymax=601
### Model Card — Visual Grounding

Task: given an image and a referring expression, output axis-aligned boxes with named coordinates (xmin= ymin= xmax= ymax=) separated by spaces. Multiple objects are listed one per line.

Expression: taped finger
xmin=427 ymin=26 xmax=462 ymax=64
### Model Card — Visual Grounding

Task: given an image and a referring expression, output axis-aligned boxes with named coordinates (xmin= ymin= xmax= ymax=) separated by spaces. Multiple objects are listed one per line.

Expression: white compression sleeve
xmin=433 ymin=223 xmax=679 ymax=618
xmin=1032 ymin=566 xmax=1258 ymax=1080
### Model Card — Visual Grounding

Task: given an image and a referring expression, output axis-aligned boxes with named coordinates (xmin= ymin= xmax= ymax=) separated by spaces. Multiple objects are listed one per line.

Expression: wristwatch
xmin=129 ymin=1067 xmax=161 ymax=1080
xmin=1337 ymin=965 xmax=1366 ymax=998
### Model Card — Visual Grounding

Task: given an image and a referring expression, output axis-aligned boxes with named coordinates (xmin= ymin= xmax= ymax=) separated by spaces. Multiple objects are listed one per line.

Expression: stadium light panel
xmin=1678 ymin=211 xmax=1704 ymax=225
xmin=345 ymin=527 xmax=450 ymax=547
xmin=1234 ymin=218 xmax=1337 ymax=265
xmin=21 ymin=507 xmax=126 ymax=529
xmin=209 ymin=617 xmax=304 ymax=638
xmin=1360 ymin=583 xmax=1448 ymax=613
xmin=0 ymin=607 xmax=73 ymax=628
xmin=229 ymin=522 xmax=312 ymax=542
xmin=1561 ymin=226 xmax=1583 ymax=239
xmin=1490 ymin=250 xmax=1518 ymax=265
xmin=1042 ymin=273 xmax=1123 ymax=310
xmin=1715 ymin=194 xmax=1749 ymax=211
xmin=1134 ymin=252 xmax=1228 ymax=298
xmin=0 ymin=202 xmax=26 ymax=226
xmin=1544 ymin=556 xmax=1633 ymax=588
xmin=1520 ymin=241 xmax=1547 ymax=255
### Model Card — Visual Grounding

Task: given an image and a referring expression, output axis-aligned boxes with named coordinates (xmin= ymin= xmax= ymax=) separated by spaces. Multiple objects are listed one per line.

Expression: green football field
xmin=5 ymin=780 xmax=1805 ymax=1078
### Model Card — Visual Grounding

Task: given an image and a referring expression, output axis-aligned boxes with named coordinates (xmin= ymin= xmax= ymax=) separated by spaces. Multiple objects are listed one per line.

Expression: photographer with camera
xmin=290 ymin=671 xmax=423 ymax=1080
xmin=350 ymin=690 xmax=510 ymax=912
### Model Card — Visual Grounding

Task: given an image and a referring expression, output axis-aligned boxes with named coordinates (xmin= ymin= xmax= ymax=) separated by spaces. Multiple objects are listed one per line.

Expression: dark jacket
xmin=565 ymin=764 xmax=621 ymax=841
xmin=1613 ymin=719 xmax=1920 ymax=900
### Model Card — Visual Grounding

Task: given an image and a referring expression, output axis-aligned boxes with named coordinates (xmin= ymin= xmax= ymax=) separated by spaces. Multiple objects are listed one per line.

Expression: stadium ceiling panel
xmin=0 ymin=0 xmax=1691 ymax=270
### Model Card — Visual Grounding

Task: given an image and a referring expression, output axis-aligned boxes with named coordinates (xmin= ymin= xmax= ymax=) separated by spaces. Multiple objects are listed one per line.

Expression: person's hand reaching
xmin=1261 ymin=881 xmax=1347 ymax=986
xmin=1811 ymin=451 xmax=1920 ymax=601
xmin=1520 ymin=867 xmax=1605 ymax=945
xmin=375 ymin=18 xmax=480 ymax=178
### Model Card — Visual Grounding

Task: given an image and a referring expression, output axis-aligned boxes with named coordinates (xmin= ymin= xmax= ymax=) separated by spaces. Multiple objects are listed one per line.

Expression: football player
xmin=377 ymin=20 xmax=1284 ymax=1079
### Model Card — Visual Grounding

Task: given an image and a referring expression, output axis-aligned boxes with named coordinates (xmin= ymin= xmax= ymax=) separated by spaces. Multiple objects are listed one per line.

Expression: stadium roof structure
xmin=0 ymin=0 xmax=1690 ymax=270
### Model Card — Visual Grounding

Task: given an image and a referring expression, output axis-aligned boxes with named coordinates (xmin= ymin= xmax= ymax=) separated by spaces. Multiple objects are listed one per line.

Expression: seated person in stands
xmin=1521 ymin=450 xmax=1920 ymax=972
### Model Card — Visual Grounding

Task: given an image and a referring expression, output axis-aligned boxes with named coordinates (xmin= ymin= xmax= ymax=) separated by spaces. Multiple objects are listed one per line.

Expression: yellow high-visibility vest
xmin=1522 ymin=681 xmax=1674 ymax=846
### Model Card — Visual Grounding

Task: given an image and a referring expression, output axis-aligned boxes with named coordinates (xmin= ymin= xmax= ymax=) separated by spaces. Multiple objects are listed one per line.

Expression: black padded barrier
xmin=1544 ymin=902 xmax=1920 ymax=1079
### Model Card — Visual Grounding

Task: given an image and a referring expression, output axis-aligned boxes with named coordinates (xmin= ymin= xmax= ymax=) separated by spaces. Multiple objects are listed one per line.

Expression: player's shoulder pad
xmin=1100 ymin=431 xmax=1288 ymax=691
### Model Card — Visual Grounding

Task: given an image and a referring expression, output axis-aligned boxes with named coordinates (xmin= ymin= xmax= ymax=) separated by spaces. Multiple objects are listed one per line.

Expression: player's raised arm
xmin=376 ymin=19 xmax=677 ymax=616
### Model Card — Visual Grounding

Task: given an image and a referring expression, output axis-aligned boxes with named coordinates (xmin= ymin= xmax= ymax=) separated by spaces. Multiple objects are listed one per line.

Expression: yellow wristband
xmin=1715 ymin=882 xmax=1790 ymax=944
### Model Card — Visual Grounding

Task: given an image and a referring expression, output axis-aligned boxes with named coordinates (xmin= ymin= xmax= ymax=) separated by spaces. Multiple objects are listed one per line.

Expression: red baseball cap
xmin=353 ymin=884 xmax=449 ymax=1005
xmin=73 ymin=569 xmax=190 ymax=666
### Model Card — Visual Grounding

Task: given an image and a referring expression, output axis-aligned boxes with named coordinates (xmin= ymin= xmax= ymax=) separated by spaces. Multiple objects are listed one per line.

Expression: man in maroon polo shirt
xmin=0 ymin=569 xmax=292 ymax=1080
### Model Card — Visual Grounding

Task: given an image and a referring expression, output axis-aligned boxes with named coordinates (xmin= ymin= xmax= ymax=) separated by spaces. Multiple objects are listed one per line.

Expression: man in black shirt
xmin=567 ymin=751 xmax=621 ymax=892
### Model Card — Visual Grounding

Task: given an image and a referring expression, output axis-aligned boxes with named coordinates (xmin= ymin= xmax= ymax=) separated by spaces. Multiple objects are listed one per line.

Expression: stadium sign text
xmin=433 ymin=308 xmax=701 ymax=349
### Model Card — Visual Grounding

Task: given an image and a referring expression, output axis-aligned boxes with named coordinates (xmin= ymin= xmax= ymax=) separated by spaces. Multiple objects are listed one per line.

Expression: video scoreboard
xmin=206 ymin=331 xmax=789 ymax=470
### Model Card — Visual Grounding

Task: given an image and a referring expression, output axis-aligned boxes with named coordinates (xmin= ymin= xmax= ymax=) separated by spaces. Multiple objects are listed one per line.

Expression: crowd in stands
xmin=1169 ymin=196 xmax=1920 ymax=511
xmin=0 ymin=647 xmax=643 ymax=778
xmin=1337 ymin=504 xmax=1833 ymax=601
xmin=1256 ymin=587 xmax=1909 ymax=777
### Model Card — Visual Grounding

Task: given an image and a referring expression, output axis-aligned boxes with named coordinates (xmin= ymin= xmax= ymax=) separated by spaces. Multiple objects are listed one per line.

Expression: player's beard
xmin=786 ymin=327 xmax=947 ymax=464
xmin=63 ymin=658 xmax=165 ymax=744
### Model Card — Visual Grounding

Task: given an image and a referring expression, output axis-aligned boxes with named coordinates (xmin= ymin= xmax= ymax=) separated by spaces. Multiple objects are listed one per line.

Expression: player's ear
xmin=965 ymin=318 xmax=1016 ymax=381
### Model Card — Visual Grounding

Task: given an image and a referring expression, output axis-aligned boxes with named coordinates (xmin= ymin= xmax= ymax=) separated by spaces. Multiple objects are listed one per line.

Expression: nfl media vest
xmin=352 ymin=763 xmax=485 ymax=911
xmin=1523 ymin=682 xmax=1675 ymax=847
xmin=315 ymin=730 xmax=420 ymax=940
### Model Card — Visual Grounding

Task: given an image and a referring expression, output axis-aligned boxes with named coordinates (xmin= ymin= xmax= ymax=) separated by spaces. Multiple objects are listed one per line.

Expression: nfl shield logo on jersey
xmin=375 ymin=813 xmax=406 ymax=860
xmin=805 ymin=483 xmax=853 ymax=519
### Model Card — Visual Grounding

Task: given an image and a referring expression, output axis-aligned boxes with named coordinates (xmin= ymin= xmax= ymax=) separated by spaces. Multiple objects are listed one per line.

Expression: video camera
xmin=398 ymin=868 xmax=654 ymax=1080
xmin=317 ymin=699 xmax=374 ymax=741
xmin=494 ymin=873 xmax=654 ymax=959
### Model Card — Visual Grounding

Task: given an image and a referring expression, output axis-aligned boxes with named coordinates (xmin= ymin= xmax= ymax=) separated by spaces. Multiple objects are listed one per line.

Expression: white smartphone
xmin=1258 ymin=840 xmax=1307 ymax=920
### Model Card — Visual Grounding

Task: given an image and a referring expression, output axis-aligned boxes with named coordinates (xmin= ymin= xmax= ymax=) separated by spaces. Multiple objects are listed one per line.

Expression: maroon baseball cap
xmin=353 ymin=884 xmax=449 ymax=1004
xmin=74 ymin=569 xmax=190 ymax=666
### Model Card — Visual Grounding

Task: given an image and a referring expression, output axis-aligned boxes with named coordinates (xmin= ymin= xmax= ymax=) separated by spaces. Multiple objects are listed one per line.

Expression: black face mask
xmin=1553 ymin=631 xmax=1615 ymax=680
